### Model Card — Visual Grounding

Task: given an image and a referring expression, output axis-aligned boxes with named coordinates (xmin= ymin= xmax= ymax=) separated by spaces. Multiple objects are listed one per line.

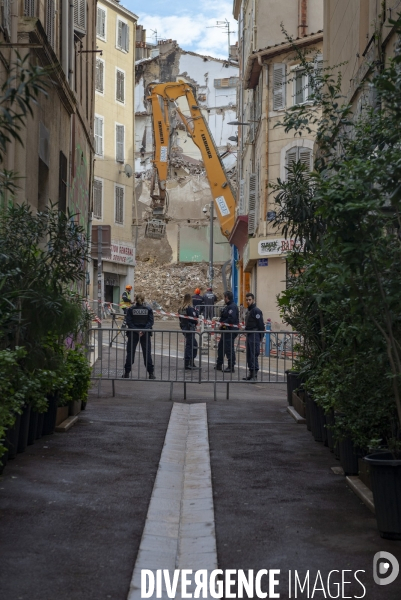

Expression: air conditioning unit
xmin=74 ymin=0 xmax=86 ymax=37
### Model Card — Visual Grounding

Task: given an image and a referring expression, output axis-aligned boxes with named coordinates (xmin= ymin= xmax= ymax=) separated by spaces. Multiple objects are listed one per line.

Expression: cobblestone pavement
xmin=0 ymin=381 xmax=400 ymax=600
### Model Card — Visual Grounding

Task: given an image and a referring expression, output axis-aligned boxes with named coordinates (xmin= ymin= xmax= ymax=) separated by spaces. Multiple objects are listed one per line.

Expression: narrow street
xmin=0 ymin=383 xmax=400 ymax=599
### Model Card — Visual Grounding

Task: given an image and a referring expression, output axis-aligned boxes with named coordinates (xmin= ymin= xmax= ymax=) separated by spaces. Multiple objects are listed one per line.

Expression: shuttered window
xmin=46 ymin=0 xmax=55 ymax=48
xmin=116 ymin=124 xmax=124 ymax=163
xmin=96 ymin=59 xmax=104 ymax=93
xmin=116 ymin=69 xmax=125 ymax=103
xmin=239 ymin=179 xmax=245 ymax=215
xmin=214 ymin=77 xmax=239 ymax=88
xmin=2 ymin=0 xmax=11 ymax=37
xmin=273 ymin=63 xmax=286 ymax=111
xmin=59 ymin=152 xmax=68 ymax=213
xmin=97 ymin=6 xmax=106 ymax=39
xmin=294 ymin=68 xmax=310 ymax=104
xmin=117 ymin=20 xmax=129 ymax=52
xmin=93 ymin=179 xmax=103 ymax=219
xmin=248 ymin=173 xmax=259 ymax=235
xmin=115 ymin=185 xmax=124 ymax=224
xmin=74 ymin=0 xmax=86 ymax=34
xmin=24 ymin=0 xmax=35 ymax=17
xmin=285 ymin=146 xmax=313 ymax=180
xmin=94 ymin=115 xmax=104 ymax=157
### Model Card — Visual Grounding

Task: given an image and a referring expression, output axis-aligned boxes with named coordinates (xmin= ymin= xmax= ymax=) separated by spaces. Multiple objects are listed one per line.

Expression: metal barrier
xmin=88 ymin=327 xmax=300 ymax=400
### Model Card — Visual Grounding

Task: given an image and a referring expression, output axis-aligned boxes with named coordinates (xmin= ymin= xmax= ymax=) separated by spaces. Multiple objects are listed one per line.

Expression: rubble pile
xmin=134 ymin=260 xmax=226 ymax=316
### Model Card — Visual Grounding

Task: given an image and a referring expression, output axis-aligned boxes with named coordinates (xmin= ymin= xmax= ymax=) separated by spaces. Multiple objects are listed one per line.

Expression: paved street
xmin=0 ymin=381 xmax=400 ymax=599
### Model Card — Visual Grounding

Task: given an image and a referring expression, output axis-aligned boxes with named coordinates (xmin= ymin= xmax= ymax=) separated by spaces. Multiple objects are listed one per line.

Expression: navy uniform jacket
xmin=203 ymin=291 xmax=217 ymax=306
xmin=126 ymin=303 xmax=154 ymax=331
xmin=220 ymin=301 xmax=239 ymax=330
xmin=192 ymin=294 xmax=204 ymax=312
xmin=179 ymin=306 xmax=198 ymax=331
xmin=245 ymin=303 xmax=265 ymax=339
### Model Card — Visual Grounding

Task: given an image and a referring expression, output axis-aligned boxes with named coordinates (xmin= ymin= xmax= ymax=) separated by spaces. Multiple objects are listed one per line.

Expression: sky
xmin=126 ymin=0 xmax=238 ymax=60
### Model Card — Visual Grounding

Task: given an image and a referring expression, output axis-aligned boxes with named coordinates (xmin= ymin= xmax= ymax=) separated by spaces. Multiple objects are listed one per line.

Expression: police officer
xmin=179 ymin=293 xmax=199 ymax=370
xmin=243 ymin=293 xmax=265 ymax=383
xmin=192 ymin=288 xmax=204 ymax=316
xmin=215 ymin=291 xmax=239 ymax=372
xmin=123 ymin=292 xmax=156 ymax=379
xmin=121 ymin=284 xmax=132 ymax=314
xmin=202 ymin=287 xmax=217 ymax=321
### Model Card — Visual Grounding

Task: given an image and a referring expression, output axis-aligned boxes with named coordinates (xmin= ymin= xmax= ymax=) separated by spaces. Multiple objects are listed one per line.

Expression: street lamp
xmin=203 ymin=202 xmax=215 ymax=288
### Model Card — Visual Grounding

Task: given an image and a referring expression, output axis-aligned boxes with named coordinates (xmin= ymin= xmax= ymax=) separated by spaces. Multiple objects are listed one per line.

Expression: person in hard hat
xmin=192 ymin=288 xmax=204 ymax=316
xmin=121 ymin=284 xmax=132 ymax=315
xmin=202 ymin=286 xmax=217 ymax=321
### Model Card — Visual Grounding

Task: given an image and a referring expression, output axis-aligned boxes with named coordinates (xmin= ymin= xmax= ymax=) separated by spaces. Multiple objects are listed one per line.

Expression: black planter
xmin=334 ymin=441 xmax=340 ymax=461
xmin=42 ymin=394 xmax=58 ymax=436
xmin=318 ymin=406 xmax=328 ymax=447
xmin=305 ymin=392 xmax=312 ymax=431
xmin=325 ymin=410 xmax=335 ymax=453
xmin=17 ymin=404 xmax=31 ymax=453
xmin=6 ymin=414 xmax=21 ymax=460
xmin=28 ymin=410 xmax=38 ymax=445
xmin=81 ymin=401 xmax=87 ymax=411
xmin=35 ymin=412 xmax=44 ymax=440
xmin=339 ymin=437 xmax=359 ymax=475
xmin=0 ymin=448 xmax=8 ymax=475
xmin=364 ymin=452 xmax=401 ymax=540
xmin=309 ymin=398 xmax=324 ymax=442
xmin=286 ymin=371 xmax=302 ymax=406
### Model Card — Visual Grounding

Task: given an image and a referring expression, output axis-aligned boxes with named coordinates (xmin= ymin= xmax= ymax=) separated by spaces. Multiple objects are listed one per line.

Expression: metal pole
xmin=97 ymin=226 xmax=103 ymax=360
xmin=209 ymin=201 xmax=214 ymax=288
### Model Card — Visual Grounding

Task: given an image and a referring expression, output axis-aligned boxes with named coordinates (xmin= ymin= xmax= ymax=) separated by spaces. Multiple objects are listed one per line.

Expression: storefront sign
xmin=258 ymin=238 xmax=300 ymax=257
xmin=110 ymin=240 xmax=135 ymax=265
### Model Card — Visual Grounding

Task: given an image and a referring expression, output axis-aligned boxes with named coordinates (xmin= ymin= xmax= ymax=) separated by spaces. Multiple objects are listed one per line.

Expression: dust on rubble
xmin=134 ymin=260 xmax=225 ymax=317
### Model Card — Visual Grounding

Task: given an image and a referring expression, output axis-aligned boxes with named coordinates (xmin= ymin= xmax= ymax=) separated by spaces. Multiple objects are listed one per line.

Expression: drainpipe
xmin=298 ymin=0 xmax=308 ymax=37
xmin=62 ymin=0 xmax=69 ymax=77
xmin=69 ymin=0 xmax=75 ymax=89
xmin=6 ymin=0 xmax=19 ymax=181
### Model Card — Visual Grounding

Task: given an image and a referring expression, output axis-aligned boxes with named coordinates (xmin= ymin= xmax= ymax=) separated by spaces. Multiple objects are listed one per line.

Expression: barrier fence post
xmin=265 ymin=319 xmax=271 ymax=357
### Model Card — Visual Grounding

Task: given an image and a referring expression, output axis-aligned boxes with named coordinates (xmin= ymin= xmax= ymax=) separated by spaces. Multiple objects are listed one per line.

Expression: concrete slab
xmin=55 ymin=415 xmax=79 ymax=432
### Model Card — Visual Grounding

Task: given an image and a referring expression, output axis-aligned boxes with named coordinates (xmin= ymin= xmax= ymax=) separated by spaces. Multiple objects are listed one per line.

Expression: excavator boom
xmin=146 ymin=81 xmax=236 ymax=239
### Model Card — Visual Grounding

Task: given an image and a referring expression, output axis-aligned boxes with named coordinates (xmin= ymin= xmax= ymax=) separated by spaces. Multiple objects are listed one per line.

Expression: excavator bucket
xmin=145 ymin=219 xmax=167 ymax=239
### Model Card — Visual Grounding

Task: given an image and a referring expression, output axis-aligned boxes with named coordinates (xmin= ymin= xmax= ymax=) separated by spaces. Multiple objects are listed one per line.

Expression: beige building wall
xmin=92 ymin=0 xmax=137 ymax=307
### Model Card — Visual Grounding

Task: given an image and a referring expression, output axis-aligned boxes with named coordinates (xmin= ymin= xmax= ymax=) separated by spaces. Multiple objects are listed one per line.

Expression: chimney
xmin=298 ymin=0 xmax=308 ymax=37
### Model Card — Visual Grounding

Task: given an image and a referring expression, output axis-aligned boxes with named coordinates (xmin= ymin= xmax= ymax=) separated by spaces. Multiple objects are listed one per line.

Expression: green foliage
xmin=274 ymin=22 xmax=401 ymax=454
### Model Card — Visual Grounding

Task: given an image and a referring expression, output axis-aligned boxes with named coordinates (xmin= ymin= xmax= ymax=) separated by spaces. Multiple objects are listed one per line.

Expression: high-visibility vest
xmin=120 ymin=291 xmax=131 ymax=309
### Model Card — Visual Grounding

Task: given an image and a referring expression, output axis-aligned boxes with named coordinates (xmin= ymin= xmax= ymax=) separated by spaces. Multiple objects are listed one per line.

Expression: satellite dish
xmin=124 ymin=164 xmax=133 ymax=178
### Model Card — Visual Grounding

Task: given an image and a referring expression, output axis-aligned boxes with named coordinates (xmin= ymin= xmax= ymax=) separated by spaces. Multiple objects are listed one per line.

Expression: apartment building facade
xmin=2 ymin=0 xmax=96 ymax=234
xmin=92 ymin=0 xmax=137 ymax=306
xmin=232 ymin=0 xmax=323 ymax=324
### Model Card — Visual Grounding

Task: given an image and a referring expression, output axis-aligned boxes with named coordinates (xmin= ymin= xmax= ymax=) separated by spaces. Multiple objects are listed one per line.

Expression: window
xmin=117 ymin=20 xmax=129 ymax=52
xmin=214 ymin=76 xmax=239 ymax=88
xmin=46 ymin=0 xmax=55 ymax=48
xmin=74 ymin=0 xmax=86 ymax=36
xmin=115 ymin=185 xmax=124 ymax=224
xmin=96 ymin=59 xmax=104 ymax=93
xmin=97 ymin=6 xmax=106 ymax=39
xmin=2 ymin=0 xmax=11 ymax=37
xmin=24 ymin=0 xmax=35 ymax=17
xmin=94 ymin=115 xmax=104 ymax=157
xmin=285 ymin=146 xmax=313 ymax=180
xmin=116 ymin=124 xmax=125 ymax=163
xmin=273 ymin=63 xmax=286 ymax=111
xmin=93 ymin=179 xmax=103 ymax=219
xmin=116 ymin=69 xmax=125 ymax=103
xmin=58 ymin=152 xmax=68 ymax=213
xmin=294 ymin=68 xmax=310 ymax=105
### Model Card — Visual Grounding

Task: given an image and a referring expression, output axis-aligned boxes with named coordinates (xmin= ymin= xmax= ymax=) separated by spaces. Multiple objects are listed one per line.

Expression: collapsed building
xmin=134 ymin=36 xmax=239 ymax=270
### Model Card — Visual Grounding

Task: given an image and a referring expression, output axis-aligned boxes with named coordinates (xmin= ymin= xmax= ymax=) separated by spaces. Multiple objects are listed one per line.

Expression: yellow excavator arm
xmin=146 ymin=81 xmax=236 ymax=239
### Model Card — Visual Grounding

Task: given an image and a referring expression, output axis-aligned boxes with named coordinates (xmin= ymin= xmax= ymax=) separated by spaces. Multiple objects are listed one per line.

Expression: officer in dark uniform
xmin=215 ymin=291 xmax=239 ymax=372
xmin=123 ymin=292 xmax=155 ymax=379
xmin=202 ymin=287 xmax=217 ymax=321
xmin=192 ymin=288 xmax=204 ymax=316
xmin=243 ymin=293 xmax=265 ymax=383
xmin=179 ymin=293 xmax=199 ymax=369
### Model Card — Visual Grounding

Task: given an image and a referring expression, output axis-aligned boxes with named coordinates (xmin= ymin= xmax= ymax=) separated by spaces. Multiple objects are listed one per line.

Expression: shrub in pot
xmin=364 ymin=451 xmax=401 ymax=540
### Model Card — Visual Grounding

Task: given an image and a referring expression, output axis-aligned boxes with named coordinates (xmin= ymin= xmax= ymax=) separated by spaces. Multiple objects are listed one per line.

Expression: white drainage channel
xmin=128 ymin=403 xmax=218 ymax=600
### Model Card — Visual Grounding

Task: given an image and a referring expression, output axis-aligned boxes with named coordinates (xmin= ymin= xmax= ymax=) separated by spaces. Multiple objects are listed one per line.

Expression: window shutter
xmin=96 ymin=59 xmax=104 ymax=93
xmin=273 ymin=63 xmax=286 ymax=111
xmin=299 ymin=147 xmax=313 ymax=171
xmin=116 ymin=125 xmax=124 ymax=163
xmin=248 ymin=173 xmax=258 ymax=235
xmin=74 ymin=0 xmax=86 ymax=35
xmin=125 ymin=23 xmax=129 ymax=51
xmin=116 ymin=70 xmax=125 ymax=102
xmin=97 ymin=7 xmax=106 ymax=38
xmin=115 ymin=186 xmax=124 ymax=224
xmin=24 ymin=0 xmax=35 ymax=17
xmin=59 ymin=152 xmax=68 ymax=213
xmin=93 ymin=179 xmax=103 ymax=219
xmin=2 ymin=0 xmax=11 ymax=37
xmin=46 ymin=0 xmax=55 ymax=48
xmin=285 ymin=148 xmax=298 ymax=179
xmin=239 ymin=179 xmax=245 ymax=215
xmin=118 ymin=20 xmax=123 ymax=47
xmin=95 ymin=116 xmax=103 ymax=156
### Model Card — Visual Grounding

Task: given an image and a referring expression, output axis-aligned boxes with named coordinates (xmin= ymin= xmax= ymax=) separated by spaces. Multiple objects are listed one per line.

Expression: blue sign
xmin=258 ymin=258 xmax=269 ymax=267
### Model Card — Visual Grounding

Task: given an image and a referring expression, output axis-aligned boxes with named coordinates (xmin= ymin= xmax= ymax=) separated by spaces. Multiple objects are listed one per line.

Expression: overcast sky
xmin=126 ymin=0 xmax=238 ymax=60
